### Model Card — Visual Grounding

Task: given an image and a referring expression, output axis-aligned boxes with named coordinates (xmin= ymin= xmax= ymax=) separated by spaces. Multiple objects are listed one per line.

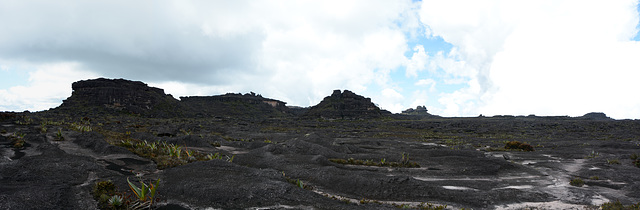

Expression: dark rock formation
xmin=55 ymin=78 xmax=183 ymax=117
xmin=54 ymin=78 xmax=293 ymax=118
xmin=401 ymin=105 xmax=430 ymax=115
xmin=180 ymin=92 xmax=291 ymax=118
xmin=303 ymin=90 xmax=389 ymax=119
xmin=580 ymin=112 xmax=612 ymax=120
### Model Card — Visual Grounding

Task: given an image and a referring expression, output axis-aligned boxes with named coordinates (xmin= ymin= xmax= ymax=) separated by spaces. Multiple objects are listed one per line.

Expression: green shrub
xmin=570 ymin=178 xmax=584 ymax=187
xmin=607 ymin=159 xmax=621 ymax=165
xmin=600 ymin=200 xmax=640 ymax=210
xmin=504 ymin=141 xmax=534 ymax=151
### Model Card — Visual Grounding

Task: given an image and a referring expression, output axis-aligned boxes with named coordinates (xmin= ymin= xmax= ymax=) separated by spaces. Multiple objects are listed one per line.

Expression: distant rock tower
xmin=303 ymin=90 xmax=388 ymax=119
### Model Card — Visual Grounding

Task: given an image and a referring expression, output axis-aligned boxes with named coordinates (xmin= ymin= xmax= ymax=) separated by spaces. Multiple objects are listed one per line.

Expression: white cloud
xmin=415 ymin=78 xmax=436 ymax=92
xmin=419 ymin=0 xmax=640 ymax=118
xmin=406 ymin=45 xmax=428 ymax=77
xmin=375 ymin=88 xmax=406 ymax=113
xmin=0 ymin=0 xmax=422 ymax=111
xmin=0 ymin=62 xmax=100 ymax=111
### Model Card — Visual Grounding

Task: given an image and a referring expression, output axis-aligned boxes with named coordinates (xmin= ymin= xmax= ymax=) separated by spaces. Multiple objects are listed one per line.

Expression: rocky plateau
xmin=1 ymin=78 xmax=639 ymax=210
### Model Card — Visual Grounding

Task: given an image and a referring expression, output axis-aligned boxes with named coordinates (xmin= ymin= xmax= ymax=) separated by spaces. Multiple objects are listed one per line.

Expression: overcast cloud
xmin=1 ymin=1 xmax=640 ymax=119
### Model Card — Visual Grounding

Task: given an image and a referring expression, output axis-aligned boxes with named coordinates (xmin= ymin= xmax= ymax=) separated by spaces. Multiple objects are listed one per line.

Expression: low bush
xmin=569 ymin=178 xmax=584 ymax=187
xmin=600 ymin=200 xmax=640 ymax=210
xmin=329 ymin=153 xmax=420 ymax=168
xmin=504 ymin=141 xmax=534 ymax=151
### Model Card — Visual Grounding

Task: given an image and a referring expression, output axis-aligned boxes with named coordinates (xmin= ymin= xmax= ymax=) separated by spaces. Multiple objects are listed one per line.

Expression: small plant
xmin=40 ymin=122 xmax=48 ymax=133
xmin=264 ymin=140 xmax=273 ymax=143
xmin=590 ymin=176 xmax=600 ymax=180
xmin=92 ymin=180 xmax=118 ymax=209
xmin=210 ymin=142 xmax=221 ymax=147
xmin=180 ymin=129 xmax=192 ymax=136
xmin=631 ymin=153 xmax=639 ymax=160
xmin=11 ymin=133 xmax=26 ymax=149
xmin=570 ymin=178 xmax=584 ymax=187
xmin=206 ymin=153 xmax=223 ymax=160
xmin=607 ymin=159 xmax=621 ymax=165
xmin=108 ymin=195 xmax=124 ymax=208
xmin=586 ymin=150 xmax=600 ymax=159
xmin=55 ymin=129 xmax=64 ymax=141
xmin=127 ymin=177 xmax=160 ymax=208
xmin=295 ymin=179 xmax=305 ymax=189
xmin=282 ymin=172 xmax=313 ymax=190
xmin=504 ymin=141 xmax=534 ymax=151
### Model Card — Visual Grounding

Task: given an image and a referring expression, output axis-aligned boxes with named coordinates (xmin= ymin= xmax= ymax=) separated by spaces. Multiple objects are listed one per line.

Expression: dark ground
xmin=1 ymin=112 xmax=639 ymax=209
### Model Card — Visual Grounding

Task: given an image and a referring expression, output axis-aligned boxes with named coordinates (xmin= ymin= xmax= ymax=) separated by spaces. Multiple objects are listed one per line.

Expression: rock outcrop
xmin=180 ymin=92 xmax=291 ymax=118
xmin=55 ymin=78 xmax=292 ymax=118
xmin=303 ymin=90 xmax=388 ymax=119
xmin=580 ymin=112 xmax=612 ymax=120
xmin=401 ymin=105 xmax=429 ymax=115
xmin=55 ymin=78 xmax=182 ymax=117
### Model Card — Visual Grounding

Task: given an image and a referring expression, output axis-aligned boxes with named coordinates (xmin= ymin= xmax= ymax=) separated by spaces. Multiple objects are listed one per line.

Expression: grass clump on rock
xmin=599 ymin=200 xmax=640 ymax=210
xmin=329 ymin=153 xmax=420 ymax=168
xmin=631 ymin=153 xmax=640 ymax=168
xmin=504 ymin=141 xmax=535 ymax=151
xmin=569 ymin=178 xmax=584 ymax=187
xmin=117 ymin=139 xmax=233 ymax=169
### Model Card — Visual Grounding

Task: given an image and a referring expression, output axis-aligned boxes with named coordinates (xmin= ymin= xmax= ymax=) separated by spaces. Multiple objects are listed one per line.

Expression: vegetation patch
xmin=586 ymin=150 xmax=600 ymax=159
xmin=117 ymin=139 xmax=233 ymax=169
xmin=92 ymin=178 xmax=160 ymax=210
xmin=329 ymin=153 xmax=420 ymax=168
xmin=607 ymin=159 xmax=621 ymax=165
xmin=599 ymin=200 xmax=640 ymax=210
xmin=282 ymin=172 xmax=313 ymax=190
xmin=569 ymin=178 xmax=584 ymax=187
xmin=504 ymin=141 xmax=534 ymax=151
xmin=631 ymin=153 xmax=640 ymax=168
xmin=9 ymin=133 xmax=26 ymax=149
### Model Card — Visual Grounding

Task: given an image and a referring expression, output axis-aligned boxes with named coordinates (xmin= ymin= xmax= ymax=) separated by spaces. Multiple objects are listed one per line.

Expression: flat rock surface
xmin=1 ymin=114 xmax=639 ymax=209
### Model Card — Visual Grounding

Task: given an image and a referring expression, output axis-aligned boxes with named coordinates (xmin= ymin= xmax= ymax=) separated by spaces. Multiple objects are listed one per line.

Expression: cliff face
xmin=55 ymin=78 xmax=292 ymax=118
xmin=303 ymin=90 xmax=388 ymax=119
xmin=180 ymin=93 xmax=291 ymax=118
xmin=56 ymin=78 xmax=183 ymax=117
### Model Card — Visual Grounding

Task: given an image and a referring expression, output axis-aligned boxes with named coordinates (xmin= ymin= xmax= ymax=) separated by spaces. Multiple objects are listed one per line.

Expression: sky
xmin=1 ymin=0 xmax=640 ymax=119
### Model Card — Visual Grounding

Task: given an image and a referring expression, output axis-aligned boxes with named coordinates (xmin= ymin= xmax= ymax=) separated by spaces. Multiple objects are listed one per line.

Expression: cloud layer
xmin=0 ymin=0 xmax=421 ymax=111
xmin=420 ymin=0 xmax=640 ymax=118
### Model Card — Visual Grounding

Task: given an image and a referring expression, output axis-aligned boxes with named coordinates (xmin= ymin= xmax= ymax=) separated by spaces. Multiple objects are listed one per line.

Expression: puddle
xmin=414 ymin=174 xmax=541 ymax=182
xmin=421 ymin=142 xmax=447 ymax=147
xmin=218 ymin=146 xmax=248 ymax=154
xmin=495 ymin=201 xmax=587 ymax=210
xmin=246 ymin=204 xmax=315 ymax=210
xmin=311 ymin=189 xmax=450 ymax=208
xmin=442 ymin=186 xmax=478 ymax=191
xmin=496 ymin=185 xmax=534 ymax=190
